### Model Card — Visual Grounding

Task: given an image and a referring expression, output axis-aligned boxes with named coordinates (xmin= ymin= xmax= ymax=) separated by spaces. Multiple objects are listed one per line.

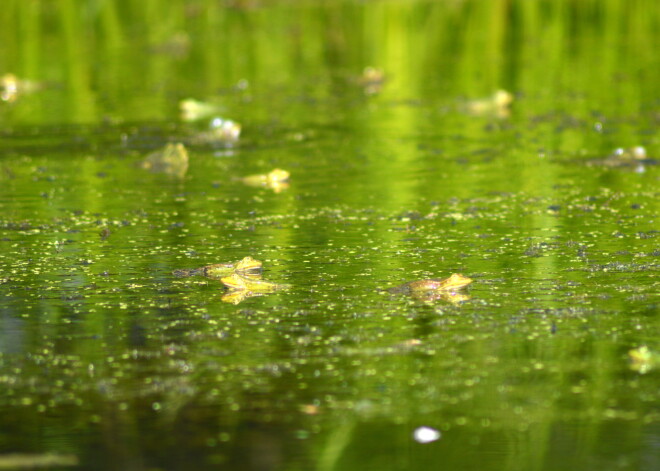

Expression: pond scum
xmin=0 ymin=1 xmax=659 ymax=470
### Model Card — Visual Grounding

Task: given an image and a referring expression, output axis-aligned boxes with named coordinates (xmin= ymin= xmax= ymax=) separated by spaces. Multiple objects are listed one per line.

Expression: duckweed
xmin=1 ymin=1 xmax=659 ymax=470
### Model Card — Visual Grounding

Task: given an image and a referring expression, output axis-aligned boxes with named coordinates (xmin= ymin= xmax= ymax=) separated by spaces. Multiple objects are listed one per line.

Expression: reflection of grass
xmin=317 ymin=421 xmax=355 ymax=471
xmin=0 ymin=454 xmax=78 ymax=468
xmin=0 ymin=0 xmax=656 ymax=125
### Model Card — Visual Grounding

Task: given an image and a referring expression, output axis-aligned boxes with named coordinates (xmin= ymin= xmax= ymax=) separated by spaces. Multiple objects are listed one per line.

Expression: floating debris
xmin=464 ymin=89 xmax=513 ymax=118
xmin=180 ymin=98 xmax=225 ymax=122
xmin=413 ymin=426 xmax=441 ymax=444
xmin=139 ymin=142 xmax=189 ymax=178
xmin=241 ymin=168 xmax=290 ymax=193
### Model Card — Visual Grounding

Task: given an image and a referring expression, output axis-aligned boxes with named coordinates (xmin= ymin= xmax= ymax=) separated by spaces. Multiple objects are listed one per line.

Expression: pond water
xmin=0 ymin=1 xmax=658 ymax=470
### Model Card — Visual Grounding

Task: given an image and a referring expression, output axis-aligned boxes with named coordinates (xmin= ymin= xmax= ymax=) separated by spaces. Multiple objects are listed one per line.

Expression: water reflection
xmin=0 ymin=0 xmax=658 ymax=470
xmin=0 ymin=313 xmax=25 ymax=354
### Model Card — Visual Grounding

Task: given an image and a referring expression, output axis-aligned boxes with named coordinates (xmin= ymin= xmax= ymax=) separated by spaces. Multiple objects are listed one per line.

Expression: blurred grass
xmin=0 ymin=0 xmax=657 ymax=123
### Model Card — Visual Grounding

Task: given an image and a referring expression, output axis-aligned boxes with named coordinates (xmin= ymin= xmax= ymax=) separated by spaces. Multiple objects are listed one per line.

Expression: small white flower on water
xmin=413 ymin=426 xmax=441 ymax=443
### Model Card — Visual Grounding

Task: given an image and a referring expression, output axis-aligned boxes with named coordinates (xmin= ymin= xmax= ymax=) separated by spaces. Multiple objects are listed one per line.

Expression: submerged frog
xmin=173 ymin=256 xmax=262 ymax=279
xmin=220 ymin=273 xmax=290 ymax=292
xmin=241 ymin=168 xmax=290 ymax=193
xmin=140 ymin=142 xmax=189 ymax=177
xmin=151 ymin=32 xmax=191 ymax=59
xmin=387 ymin=273 xmax=473 ymax=295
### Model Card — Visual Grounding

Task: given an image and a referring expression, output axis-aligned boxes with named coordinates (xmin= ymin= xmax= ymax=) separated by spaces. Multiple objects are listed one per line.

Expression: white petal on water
xmin=413 ymin=426 xmax=441 ymax=443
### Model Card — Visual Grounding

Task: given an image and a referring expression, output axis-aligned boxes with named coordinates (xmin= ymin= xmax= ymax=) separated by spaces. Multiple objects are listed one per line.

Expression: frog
xmin=387 ymin=273 xmax=473 ymax=295
xmin=241 ymin=168 xmax=290 ymax=192
xmin=588 ymin=146 xmax=656 ymax=169
xmin=220 ymin=273 xmax=290 ymax=293
xmin=629 ymin=346 xmax=660 ymax=374
xmin=173 ymin=256 xmax=262 ymax=279
xmin=355 ymin=66 xmax=386 ymax=95
xmin=464 ymin=89 xmax=513 ymax=118
xmin=188 ymin=117 xmax=241 ymax=145
xmin=1 ymin=73 xmax=43 ymax=103
xmin=179 ymin=98 xmax=225 ymax=122
xmin=140 ymin=142 xmax=189 ymax=178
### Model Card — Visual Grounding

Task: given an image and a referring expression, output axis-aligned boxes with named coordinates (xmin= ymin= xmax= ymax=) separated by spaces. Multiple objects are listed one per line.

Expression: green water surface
xmin=0 ymin=1 xmax=658 ymax=470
